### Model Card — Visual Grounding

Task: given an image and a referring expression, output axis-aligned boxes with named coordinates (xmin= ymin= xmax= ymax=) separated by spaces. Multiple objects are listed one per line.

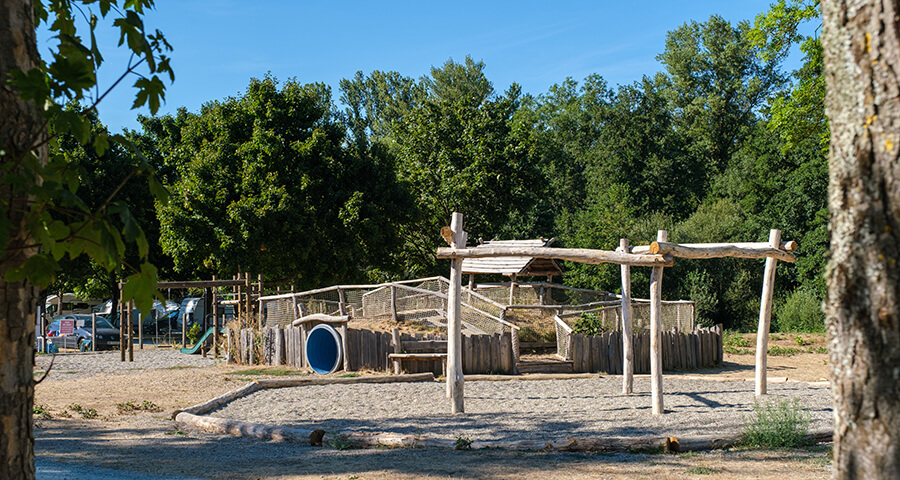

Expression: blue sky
xmin=48 ymin=1 xmax=802 ymax=133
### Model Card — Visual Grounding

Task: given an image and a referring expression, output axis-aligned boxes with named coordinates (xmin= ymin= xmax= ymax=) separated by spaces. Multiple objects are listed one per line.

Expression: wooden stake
xmin=755 ymin=229 xmax=781 ymax=396
xmin=620 ymin=238 xmax=634 ymax=394
xmin=91 ymin=313 xmax=97 ymax=352
xmin=128 ymin=299 xmax=134 ymax=362
xmin=650 ymin=230 xmax=667 ymax=414
xmin=446 ymin=212 xmax=465 ymax=413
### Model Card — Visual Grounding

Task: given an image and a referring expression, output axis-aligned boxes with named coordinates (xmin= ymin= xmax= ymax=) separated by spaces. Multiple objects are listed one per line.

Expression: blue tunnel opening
xmin=305 ymin=324 xmax=343 ymax=374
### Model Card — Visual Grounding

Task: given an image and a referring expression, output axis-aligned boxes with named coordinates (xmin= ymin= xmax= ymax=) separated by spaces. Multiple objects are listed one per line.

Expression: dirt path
xmin=34 ymin=339 xmax=834 ymax=479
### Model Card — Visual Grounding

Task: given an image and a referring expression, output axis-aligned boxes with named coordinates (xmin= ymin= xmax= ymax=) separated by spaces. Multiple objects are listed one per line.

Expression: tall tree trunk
xmin=1 ymin=1 xmax=45 ymax=479
xmin=822 ymin=0 xmax=900 ymax=478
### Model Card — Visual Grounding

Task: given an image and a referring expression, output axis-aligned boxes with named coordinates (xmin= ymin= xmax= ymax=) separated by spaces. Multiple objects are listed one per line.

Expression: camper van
xmin=179 ymin=297 xmax=206 ymax=329
xmin=44 ymin=293 xmax=103 ymax=316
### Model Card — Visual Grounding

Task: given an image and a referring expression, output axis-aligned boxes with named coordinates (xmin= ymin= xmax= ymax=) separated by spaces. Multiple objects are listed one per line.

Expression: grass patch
xmin=454 ymin=436 xmax=473 ymax=450
xmin=116 ymin=400 xmax=162 ymax=414
xmin=723 ymin=331 xmax=750 ymax=348
xmin=66 ymin=403 xmax=98 ymax=419
xmin=337 ymin=373 xmax=361 ymax=378
xmin=686 ymin=466 xmax=718 ymax=474
xmin=227 ymin=367 xmax=300 ymax=377
xmin=724 ymin=346 xmax=753 ymax=355
xmin=33 ymin=404 xmax=52 ymax=419
xmin=741 ymin=398 xmax=811 ymax=448
xmin=807 ymin=346 xmax=828 ymax=354
xmin=328 ymin=433 xmax=361 ymax=450
xmin=768 ymin=345 xmax=803 ymax=356
xmin=164 ymin=365 xmax=198 ymax=370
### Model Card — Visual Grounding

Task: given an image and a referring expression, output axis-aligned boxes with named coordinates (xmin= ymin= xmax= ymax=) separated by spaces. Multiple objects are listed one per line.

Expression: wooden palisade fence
xmin=230 ymin=325 xmax=722 ymax=375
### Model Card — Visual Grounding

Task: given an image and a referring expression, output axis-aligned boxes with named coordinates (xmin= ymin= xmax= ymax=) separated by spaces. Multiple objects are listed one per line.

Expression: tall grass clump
xmin=741 ymin=397 xmax=811 ymax=448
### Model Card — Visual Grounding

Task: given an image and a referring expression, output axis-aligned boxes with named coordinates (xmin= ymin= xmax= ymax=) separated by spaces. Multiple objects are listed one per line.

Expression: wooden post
xmin=446 ymin=212 xmax=466 ymax=413
xmin=620 ymin=238 xmax=634 ymax=394
xmin=755 ymin=229 xmax=781 ymax=396
xmin=182 ymin=313 xmax=187 ymax=348
xmin=341 ymin=322 xmax=350 ymax=372
xmin=213 ymin=275 xmax=219 ymax=358
xmin=235 ymin=274 xmax=242 ymax=321
xmin=392 ymin=328 xmax=402 ymax=374
xmin=91 ymin=312 xmax=97 ymax=352
xmin=120 ymin=284 xmax=126 ymax=361
xmin=337 ymin=287 xmax=347 ymax=316
xmin=245 ymin=273 xmax=252 ymax=325
xmin=389 ymin=285 xmax=398 ymax=322
xmin=650 ymin=230 xmax=667 ymax=414
xmin=128 ymin=299 xmax=134 ymax=362
xmin=508 ymin=274 xmax=517 ymax=306
xmin=258 ymin=274 xmax=264 ymax=328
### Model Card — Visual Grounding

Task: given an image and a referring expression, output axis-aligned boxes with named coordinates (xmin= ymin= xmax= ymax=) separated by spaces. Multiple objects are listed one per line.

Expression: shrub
xmin=186 ymin=323 xmax=203 ymax=344
xmin=775 ymin=288 xmax=825 ymax=333
xmin=572 ymin=313 xmax=609 ymax=335
xmin=741 ymin=398 xmax=810 ymax=448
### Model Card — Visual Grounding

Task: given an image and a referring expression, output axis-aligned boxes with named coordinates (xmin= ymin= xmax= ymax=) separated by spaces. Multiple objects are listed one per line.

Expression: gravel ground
xmin=211 ymin=376 xmax=833 ymax=441
xmin=35 ymin=349 xmax=221 ymax=381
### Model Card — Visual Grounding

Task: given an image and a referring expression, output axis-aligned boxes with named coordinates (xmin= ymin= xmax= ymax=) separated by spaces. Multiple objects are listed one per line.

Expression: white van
xmin=45 ymin=293 xmax=103 ymax=316
xmin=179 ymin=297 xmax=206 ymax=328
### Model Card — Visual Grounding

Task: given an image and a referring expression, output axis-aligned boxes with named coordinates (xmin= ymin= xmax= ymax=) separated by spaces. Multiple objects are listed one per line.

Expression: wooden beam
xmin=650 ymin=230 xmax=666 ymax=415
xmin=620 ymin=238 xmax=634 ymax=395
xmin=156 ymin=279 xmax=247 ymax=289
xmin=647 ymin=242 xmax=797 ymax=263
xmin=291 ymin=314 xmax=350 ymax=327
xmin=755 ymin=230 xmax=781 ymax=396
xmin=437 ymin=246 xmax=672 ymax=267
xmin=446 ymin=213 xmax=465 ymax=413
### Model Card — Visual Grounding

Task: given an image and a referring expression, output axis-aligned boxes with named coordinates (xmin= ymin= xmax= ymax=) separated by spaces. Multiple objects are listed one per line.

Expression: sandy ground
xmin=34 ymin=335 xmax=835 ymax=479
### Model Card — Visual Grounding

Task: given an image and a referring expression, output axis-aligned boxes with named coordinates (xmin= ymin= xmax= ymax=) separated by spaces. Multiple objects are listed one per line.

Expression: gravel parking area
xmin=211 ymin=376 xmax=833 ymax=441
xmin=35 ymin=349 xmax=221 ymax=381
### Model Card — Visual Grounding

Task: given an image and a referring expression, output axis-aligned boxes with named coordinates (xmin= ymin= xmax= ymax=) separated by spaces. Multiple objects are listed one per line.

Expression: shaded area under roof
xmin=460 ymin=239 xmax=563 ymax=277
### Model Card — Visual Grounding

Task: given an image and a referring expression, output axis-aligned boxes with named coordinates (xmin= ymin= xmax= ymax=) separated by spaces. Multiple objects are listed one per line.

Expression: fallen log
xmin=173 ymin=381 xmax=260 ymax=418
xmin=176 ymin=410 xmax=835 ymax=452
xmin=255 ymin=372 xmax=434 ymax=389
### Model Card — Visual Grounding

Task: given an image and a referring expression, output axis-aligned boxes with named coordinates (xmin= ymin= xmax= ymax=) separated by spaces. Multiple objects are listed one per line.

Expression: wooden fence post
xmin=650 ymin=230 xmax=667 ymax=414
xmin=755 ymin=229 xmax=781 ymax=396
xmin=620 ymin=238 xmax=634 ymax=394
xmin=446 ymin=212 xmax=466 ymax=413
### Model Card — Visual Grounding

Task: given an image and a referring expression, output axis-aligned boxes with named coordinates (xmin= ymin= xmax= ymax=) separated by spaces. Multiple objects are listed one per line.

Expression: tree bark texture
xmin=1 ymin=1 xmax=43 ymax=479
xmin=823 ymin=0 xmax=900 ymax=477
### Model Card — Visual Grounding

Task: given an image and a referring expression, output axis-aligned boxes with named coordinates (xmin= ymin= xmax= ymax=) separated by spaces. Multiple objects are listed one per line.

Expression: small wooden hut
xmin=460 ymin=238 xmax=563 ymax=304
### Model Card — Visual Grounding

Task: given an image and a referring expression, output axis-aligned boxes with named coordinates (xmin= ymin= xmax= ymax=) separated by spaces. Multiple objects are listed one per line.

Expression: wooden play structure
xmin=436 ymin=212 xmax=797 ymax=414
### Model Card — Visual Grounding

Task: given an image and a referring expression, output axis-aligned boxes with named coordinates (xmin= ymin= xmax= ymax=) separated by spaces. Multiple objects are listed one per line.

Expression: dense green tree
xmin=389 ymin=58 xmax=545 ymax=275
xmin=1 ymin=1 xmax=172 ymax=478
xmin=155 ymin=76 xmax=408 ymax=287
xmin=657 ymin=15 xmax=785 ymax=178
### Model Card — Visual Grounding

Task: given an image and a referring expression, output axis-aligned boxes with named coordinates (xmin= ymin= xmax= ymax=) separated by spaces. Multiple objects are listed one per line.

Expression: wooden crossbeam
xmin=436 ymin=247 xmax=672 ymax=267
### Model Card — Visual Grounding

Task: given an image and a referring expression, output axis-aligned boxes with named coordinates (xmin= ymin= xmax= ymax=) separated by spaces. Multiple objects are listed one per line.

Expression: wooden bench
xmin=388 ymin=353 xmax=448 ymax=376
xmin=390 ymin=328 xmax=448 ymax=375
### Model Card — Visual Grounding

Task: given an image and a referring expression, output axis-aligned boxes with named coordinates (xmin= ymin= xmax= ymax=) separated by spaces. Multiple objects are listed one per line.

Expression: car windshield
xmin=91 ymin=318 xmax=115 ymax=329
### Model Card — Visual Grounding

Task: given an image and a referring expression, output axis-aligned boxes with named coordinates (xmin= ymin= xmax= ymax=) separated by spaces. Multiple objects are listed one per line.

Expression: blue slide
xmin=180 ymin=327 xmax=227 ymax=354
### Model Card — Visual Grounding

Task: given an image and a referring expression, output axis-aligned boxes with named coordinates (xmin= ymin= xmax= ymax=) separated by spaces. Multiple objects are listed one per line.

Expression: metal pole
xmin=91 ymin=312 xmax=97 ymax=352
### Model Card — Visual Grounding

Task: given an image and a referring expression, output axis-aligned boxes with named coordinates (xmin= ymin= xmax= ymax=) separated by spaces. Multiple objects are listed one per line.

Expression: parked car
xmin=46 ymin=314 xmax=120 ymax=351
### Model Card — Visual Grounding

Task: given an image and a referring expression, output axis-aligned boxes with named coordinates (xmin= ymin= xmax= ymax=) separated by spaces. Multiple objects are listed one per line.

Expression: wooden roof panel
xmin=460 ymin=239 xmax=563 ymax=277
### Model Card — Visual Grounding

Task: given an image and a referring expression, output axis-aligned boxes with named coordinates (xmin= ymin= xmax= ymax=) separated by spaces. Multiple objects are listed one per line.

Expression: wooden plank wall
xmin=234 ymin=325 xmax=720 ymax=375
xmin=237 ymin=328 xmax=514 ymax=375
xmin=568 ymin=325 xmax=723 ymax=374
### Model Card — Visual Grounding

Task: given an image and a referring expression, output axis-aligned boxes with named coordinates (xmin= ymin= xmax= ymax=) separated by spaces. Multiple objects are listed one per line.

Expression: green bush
xmin=572 ymin=313 xmax=610 ymax=335
xmin=741 ymin=398 xmax=811 ymax=448
xmin=186 ymin=323 xmax=203 ymax=344
xmin=775 ymin=288 xmax=825 ymax=333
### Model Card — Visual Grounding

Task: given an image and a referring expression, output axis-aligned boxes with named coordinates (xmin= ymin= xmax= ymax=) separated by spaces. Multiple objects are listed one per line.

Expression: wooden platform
xmin=515 ymin=358 xmax=574 ymax=374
